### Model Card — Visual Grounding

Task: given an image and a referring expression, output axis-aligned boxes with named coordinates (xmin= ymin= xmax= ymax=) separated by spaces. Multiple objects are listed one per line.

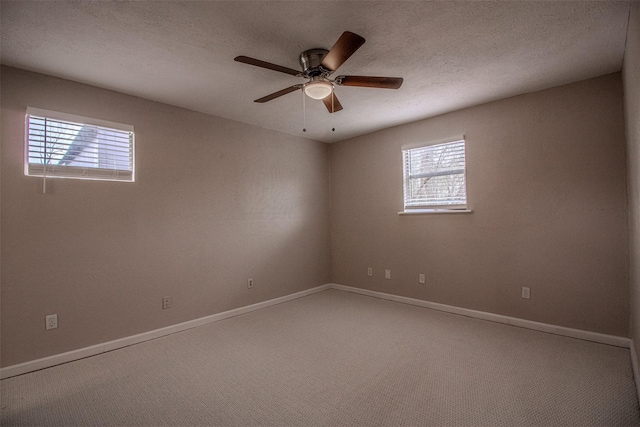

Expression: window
xmin=25 ymin=107 xmax=134 ymax=182
xmin=402 ymin=137 xmax=467 ymax=211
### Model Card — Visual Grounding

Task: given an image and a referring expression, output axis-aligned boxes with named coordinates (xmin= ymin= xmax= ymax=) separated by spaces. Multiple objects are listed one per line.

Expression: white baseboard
xmin=2 ymin=282 xmax=631 ymax=379
xmin=0 ymin=284 xmax=331 ymax=379
xmin=329 ymin=283 xmax=631 ymax=348
xmin=631 ymin=340 xmax=640 ymax=402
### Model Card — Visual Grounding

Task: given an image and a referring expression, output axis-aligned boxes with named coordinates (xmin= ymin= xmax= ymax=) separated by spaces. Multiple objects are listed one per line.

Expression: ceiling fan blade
xmin=321 ymin=31 xmax=366 ymax=72
xmin=254 ymin=85 xmax=302 ymax=103
xmin=235 ymin=56 xmax=301 ymax=76
xmin=335 ymin=76 xmax=403 ymax=89
xmin=322 ymin=93 xmax=343 ymax=113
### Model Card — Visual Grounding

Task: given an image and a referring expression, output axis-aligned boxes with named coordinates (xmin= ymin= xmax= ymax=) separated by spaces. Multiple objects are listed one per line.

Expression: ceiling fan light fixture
xmin=236 ymin=31 xmax=402 ymax=112
xmin=303 ymin=81 xmax=333 ymax=100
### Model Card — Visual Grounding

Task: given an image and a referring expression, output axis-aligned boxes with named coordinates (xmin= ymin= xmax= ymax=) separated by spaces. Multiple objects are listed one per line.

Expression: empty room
xmin=2 ymin=1 xmax=640 ymax=425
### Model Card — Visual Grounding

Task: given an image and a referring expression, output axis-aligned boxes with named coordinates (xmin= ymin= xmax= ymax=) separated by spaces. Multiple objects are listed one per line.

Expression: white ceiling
xmin=0 ymin=1 xmax=632 ymax=143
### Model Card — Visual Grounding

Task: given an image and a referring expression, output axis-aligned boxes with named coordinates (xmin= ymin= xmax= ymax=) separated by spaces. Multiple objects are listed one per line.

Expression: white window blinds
xmin=25 ymin=108 xmax=134 ymax=182
xmin=402 ymin=138 xmax=467 ymax=209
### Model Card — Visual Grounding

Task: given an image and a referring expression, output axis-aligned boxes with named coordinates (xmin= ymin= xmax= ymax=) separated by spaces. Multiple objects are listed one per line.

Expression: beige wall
xmin=0 ymin=66 xmax=331 ymax=367
xmin=624 ymin=3 xmax=640 ymax=358
xmin=330 ymin=73 xmax=629 ymax=337
xmin=1 ymin=63 xmax=632 ymax=368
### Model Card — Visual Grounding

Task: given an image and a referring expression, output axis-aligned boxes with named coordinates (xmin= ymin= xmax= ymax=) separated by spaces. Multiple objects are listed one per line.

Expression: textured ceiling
xmin=0 ymin=1 xmax=631 ymax=143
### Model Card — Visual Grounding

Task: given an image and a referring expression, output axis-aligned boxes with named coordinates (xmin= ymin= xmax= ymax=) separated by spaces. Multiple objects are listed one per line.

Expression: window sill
xmin=398 ymin=209 xmax=473 ymax=215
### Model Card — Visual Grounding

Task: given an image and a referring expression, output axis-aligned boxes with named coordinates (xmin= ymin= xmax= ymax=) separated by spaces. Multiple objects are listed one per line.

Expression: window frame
xmin=24 ymin=107 xmax=135 ymax=183
xmin=401 ymin=135 xmax=469 ymax=213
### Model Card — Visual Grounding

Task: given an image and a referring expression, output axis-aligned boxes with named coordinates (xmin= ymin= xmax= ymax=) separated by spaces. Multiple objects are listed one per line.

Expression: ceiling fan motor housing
xmin=299 ymin=49 xmax=330 ymax=77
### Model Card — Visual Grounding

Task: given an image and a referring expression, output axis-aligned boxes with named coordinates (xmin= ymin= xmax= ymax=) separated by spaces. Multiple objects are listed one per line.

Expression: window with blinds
xmin=402 ymin=138 xmax=467 ymax=210
xmin=25 ymin=108 xmax=135 ymax=182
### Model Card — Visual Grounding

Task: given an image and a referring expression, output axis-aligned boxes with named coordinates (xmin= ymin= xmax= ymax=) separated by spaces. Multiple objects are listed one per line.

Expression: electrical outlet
xmin=248 ymin=278 xmax=254 ymax=289
xmin=419 ymin=274 xmax=426 ymax=284
xmin=367 ymin=267 xmax=373 ymax=276
xmin=162 ymin=296 xmax=172 ymax=309
xmin=385 ymin=270 xmax=391 ymax=280
xmin=45 ymin=314 xmax=58 ymax=330
xmin=521 ymin=287 xmax=531 ymax=299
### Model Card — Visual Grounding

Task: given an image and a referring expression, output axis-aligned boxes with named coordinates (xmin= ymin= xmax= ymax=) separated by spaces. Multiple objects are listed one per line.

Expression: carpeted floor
xmin=1 ymin=288 xmax=639 ymax=426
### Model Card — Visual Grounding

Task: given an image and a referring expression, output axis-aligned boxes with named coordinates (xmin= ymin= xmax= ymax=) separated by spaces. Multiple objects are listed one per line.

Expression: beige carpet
xmin=1 ymin=289 xmax=639 ymax=426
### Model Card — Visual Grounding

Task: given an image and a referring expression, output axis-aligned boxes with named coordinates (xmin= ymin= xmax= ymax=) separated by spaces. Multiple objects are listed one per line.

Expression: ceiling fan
xmin=234 ymin=31 xmax=403 ymax=113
